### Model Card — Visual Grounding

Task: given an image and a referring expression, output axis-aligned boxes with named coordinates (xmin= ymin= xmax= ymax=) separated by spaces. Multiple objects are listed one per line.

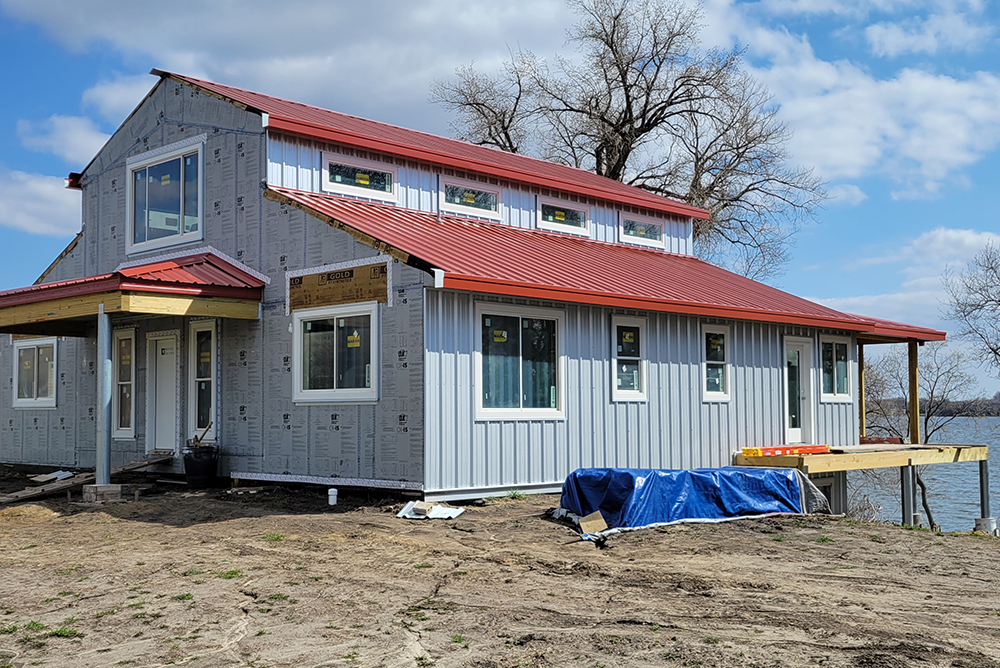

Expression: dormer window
xmin=126 ymin=135 xmax=205 ymax=254
xmin=440 ymin=177 xmax=501 ymax=219
xmin=620 ymin=214 xmax=665 ymax=248
xmin=538 ymin=196 xmax=590 ymax=236
xmin=321 ymin=152 xmax=398 ymax=203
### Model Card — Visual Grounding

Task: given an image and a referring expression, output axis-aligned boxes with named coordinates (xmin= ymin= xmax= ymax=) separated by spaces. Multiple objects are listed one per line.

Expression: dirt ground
xmin=0 ymin=475 xmax=999 ymax=668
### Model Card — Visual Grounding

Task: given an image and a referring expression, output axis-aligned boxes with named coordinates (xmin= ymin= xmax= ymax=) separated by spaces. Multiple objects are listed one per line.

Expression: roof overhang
xmin=0 ymin=251 xmax=266 ymax=336
xmin=263 ymin=185 xmax=946 ymax=342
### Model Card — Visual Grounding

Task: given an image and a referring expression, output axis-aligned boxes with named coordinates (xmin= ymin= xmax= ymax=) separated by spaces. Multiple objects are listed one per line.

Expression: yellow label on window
xmin=347 ymin=331 xmax=361 ymax=348
xmin=493 ymin=330 xmax=507 ymax=343
xmin=356 ymin=173 xmax=370 ymax=186
xmin=160 ymin=174 xmax=170 ymax=186
xmin=636 ymin=226 xmax=646 ymax=235
xmin=622 ymin=332 xmax=634 ymax=343
xmin=554 ymin=210 xmax=565 ymax=221
xmin=200 ymin=352 xmax=211 ymax=363
xmin=462 ymin=192 xmax=475 ymax=203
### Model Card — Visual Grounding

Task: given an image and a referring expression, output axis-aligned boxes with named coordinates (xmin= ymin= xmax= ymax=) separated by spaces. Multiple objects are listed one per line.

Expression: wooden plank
xmin=288 ymin=263 xmax=387 ymax=311
xmin=0 ymin=454 xmax=173 ymax=504
xmin=0 ymin=293 xmax=121 ymax=327
xmin=123 ymin=294 xmax=260 ymax=320
xmin=736 ymin=445 xmax=989 ymax=474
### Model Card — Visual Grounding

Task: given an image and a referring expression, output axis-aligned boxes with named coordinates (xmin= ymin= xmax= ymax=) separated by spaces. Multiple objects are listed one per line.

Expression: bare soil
xmin=0 ymin=476 xmax=999 ymax=668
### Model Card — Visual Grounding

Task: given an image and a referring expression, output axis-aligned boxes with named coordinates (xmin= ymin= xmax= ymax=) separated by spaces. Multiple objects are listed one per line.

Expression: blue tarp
xmin=560 ymin=467 xmax=804 ymax=531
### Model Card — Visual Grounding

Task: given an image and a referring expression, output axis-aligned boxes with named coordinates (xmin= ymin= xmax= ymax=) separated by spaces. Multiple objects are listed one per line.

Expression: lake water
xmin=848 ymin=416 xmax=1000 ymax=532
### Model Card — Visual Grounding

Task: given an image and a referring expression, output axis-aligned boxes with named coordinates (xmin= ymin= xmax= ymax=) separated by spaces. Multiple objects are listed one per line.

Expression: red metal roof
xmin=0 ymin=252 xmax=265 ymax=307
xmin=266 ymin=185 xmax=944 ymax=341
xmin=150 ymin=69 xmax=708 ymax=221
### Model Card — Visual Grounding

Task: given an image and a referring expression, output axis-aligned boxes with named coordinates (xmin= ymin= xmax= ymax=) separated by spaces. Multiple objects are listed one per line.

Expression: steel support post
xmin=96 ymin=304 xmax=112 ymax=486
xmin=901 ymin=465 xmax=915 ymax=526
xmin=980 ymin=460 xmax=992 ymax=519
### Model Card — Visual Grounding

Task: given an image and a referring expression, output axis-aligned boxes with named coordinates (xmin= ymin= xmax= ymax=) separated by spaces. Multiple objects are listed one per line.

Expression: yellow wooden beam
xmin=0 ymin=292 xmax=122 ymax=327
xmin=735 ymin=445 xmax=989 ymax=474
xmin=122 ymin=294 xmax=260 ymax=320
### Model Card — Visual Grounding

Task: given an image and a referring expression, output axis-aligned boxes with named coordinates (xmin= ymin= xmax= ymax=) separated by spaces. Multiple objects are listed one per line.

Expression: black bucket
xmin=183 ymin=445 xmax=219 ymax=489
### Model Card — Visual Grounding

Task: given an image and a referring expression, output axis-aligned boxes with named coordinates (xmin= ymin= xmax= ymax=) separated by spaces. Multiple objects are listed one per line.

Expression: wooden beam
xmin=858 ymin=343 xmax=866 ymax=439
xmin=734 ymin=445 xmax=989 ymax=474
xmin=0 ymin=292 xmax=121 ymax=327
xmin=908 ymin=340 xmax=920 ymax=444
xmin=123 ymin=294 xmax=260 ymax=320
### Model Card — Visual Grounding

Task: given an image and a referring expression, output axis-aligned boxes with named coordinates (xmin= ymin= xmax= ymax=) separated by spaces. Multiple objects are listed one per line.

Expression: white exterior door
xmin=149 ymin=336 xmax=178 ymax=452
xmin=784 ymin=339 xmax=813 ymax=444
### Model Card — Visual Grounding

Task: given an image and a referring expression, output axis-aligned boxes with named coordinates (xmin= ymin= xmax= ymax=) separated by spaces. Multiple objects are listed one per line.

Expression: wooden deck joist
xmin=735 ymin=444 xmax=988 ymax=475
xmin=0 ymin=452 xmax=174 ymax=504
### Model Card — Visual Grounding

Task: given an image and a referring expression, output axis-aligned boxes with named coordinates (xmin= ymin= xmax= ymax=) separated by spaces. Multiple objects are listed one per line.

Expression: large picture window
xmin=12 ymin=337 xmax=56 ymax=408
xmin=702 ymin=324 xmax=730 ymax=402
xmin=113 ymin=329 xmax=135 ymax=437
xmin=821 ymin=336 xmax=852 ymax=402
xmin=293 ymin=302 xmax=379 ymax=403
xmin=612 ymin=316 xmax=646 ymax=402
xmin=321 ymin=152 xmax=398 ymax=203
xmin=475 ymin=303 xmax=564 ymax=420
xmin=126 ymin=136 xmax=204 ymax=254
xmin=188 ymin=321 xmax=216 ymax=441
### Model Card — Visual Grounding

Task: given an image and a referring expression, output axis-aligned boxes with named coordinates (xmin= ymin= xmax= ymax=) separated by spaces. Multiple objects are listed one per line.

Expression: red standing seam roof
xmin=150 ymin=69 xmax=708 ymax=221
xmin=265 ymin=185 xmax=944 ymax=341
xmin=0 ymin=253 xmax=265 ymax=308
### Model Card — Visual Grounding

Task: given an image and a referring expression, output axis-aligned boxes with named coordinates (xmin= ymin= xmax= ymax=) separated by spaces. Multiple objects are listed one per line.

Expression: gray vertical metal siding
xmin=424 ymin=290 xmax=858 ymax=495
xmin=266 ymin=134 xmax=694 ymax=255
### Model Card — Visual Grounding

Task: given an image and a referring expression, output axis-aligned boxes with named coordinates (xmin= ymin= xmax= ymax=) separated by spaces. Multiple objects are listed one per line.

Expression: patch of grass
xmin=182 ymin=569 xmax=204 ymax=577
xmin=48 ymin=626 xmax=83 ymax=638
xmin=771 ymin=536 xmax=784 ymax=542
xmin=217 ymin=570 xmax=242 ymax=580
xmin=256 ymin=630 xmax=269 ymax=636
xmin=414 ymin=563 xmax=432 ymax=569
xmin=18 ymin=544 xmax=36 ymax=550
xmin=345 ymin=650 xmax=360 ymax=662
xmin=869 ymin=534 xmax=885 ymax=544
xmin=171 ymin=593 xmax=193 ymax=601
xmin=452 ymin=571 xmax=467 ymax=576
xmin=415 ymin=657 xmax=434 ymax=667
xmin=0 ymin=625 xmax=17 ymax=634
xmin=267 ymin=593 xmax=289 ymax=601
xmin=96 ymin=608 xmax=119 ymax=618
xmin=263 ymin=534 xmax=284 ymax=543
xmin=815 ymin=535 xmax=834 ymax=544
xmin=24 ymin=621 xmax=46 ymax=632
xmin=704 ymin=636 xmax=720 ymax=645
xmin=450 ymin=635 xmax=464 ymax=643
xmin=504 ymin=490 xmax=526 ymax=500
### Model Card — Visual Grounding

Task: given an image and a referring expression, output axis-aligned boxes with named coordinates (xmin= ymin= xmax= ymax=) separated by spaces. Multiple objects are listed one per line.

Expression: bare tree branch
xmin=944 ymin=242 xmax=1000 ymax=376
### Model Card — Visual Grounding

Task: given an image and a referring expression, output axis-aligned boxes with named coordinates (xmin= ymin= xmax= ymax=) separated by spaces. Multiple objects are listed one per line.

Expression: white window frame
xmin=188 ymin=320 xmax=217 ymax=442
xmin=292 ymin=301 xmax=380 ymax=404
xmin=126 ymin=135 xmax=206 ymax=255
xmin=439 ymin=175 xmax=502 ymax=220
xmin=702 ymin=324 xmax=731 ymax=402
xmin=820 ymin=335 xmax=853 ymax=403
xmin=320 ymin=151 xmax=398 ymax=204
xmin=113 ymin=329 xmax=136 ymax=439
xmin=611 ymin=315 xmax=647 ymax=402
xmin=12 ymin=337 xmax=57 ymax=409
xmin=473 ymin=302 xmax=566 ymax=421
xmin=537 ymin=195 xmax=591 ymax=237
xmin=618 ymin=211 xmax=666 ymax=249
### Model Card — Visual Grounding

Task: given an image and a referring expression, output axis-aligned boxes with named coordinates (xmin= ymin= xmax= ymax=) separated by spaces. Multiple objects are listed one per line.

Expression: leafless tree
xmin=430 ymin=0 xmax=825 ymax=279
xmin=945 ymin=242 xmax=1000 ymax=374
xmin=862 ymin=341 xmax=989 ymax=528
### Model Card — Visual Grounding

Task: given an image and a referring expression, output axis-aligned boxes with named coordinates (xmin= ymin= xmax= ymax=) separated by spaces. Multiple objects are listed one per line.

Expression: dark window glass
xmin=835 ymin=343 xmax=849 ymax=395
xmin=616 ymin=325 xmax=641 ymax=392
xmin=541 ymin=203 xmax=585 ymax=228
xmin=617 ymin=326 xmax=640 ymax=358
xmin=16 ymin=347 xmax=34 ymax=400
xmin=445 ymin=184 xmax=497 ymax=212
xmin=706 ymin=331 xmax=726 ymax=394
xmin=36 ymin=345 xmax=54 ymax=400
xmin=822 ymin=341 xmax=834 ymax=394
xmin=133 ymin=168 xmax=147 ymax=244
xmin=183 ymin=154 xmax=199 ymax=233
xmin=118 ymin=384 xmax=132 ymax=430
xmin=623 ymin=219 xmax=662 ymax=241
xmin=302 ymin=318 xmax=337 ymax=390
xmin=787 ymin=349 xmax=800 ymax=428
xmin=147 ymin=157 xmax=182 ymax=241
xmin=329 ymin=162 xmax=392 ymax=194
xmin=337 ymin=315 xmax=372 ymax=389
xmin=482 ymin=314 xmax=520 ymax=408
xmin=195 ymin=330 xmax=213 ymax=430
xmin=117 ymin=337 xmax=132 ymax=383
xmin=522 ymin=318 xmax=557 ymax=409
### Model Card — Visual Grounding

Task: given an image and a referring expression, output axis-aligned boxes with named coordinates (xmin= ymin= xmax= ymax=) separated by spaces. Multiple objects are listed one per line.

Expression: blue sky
xmin=1 ymin=0 xmax=998 ymax=393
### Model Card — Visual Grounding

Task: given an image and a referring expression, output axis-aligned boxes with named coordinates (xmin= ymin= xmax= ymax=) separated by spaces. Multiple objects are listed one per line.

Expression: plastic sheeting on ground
xmin=560 ymin=467 xmax=830 ymax=538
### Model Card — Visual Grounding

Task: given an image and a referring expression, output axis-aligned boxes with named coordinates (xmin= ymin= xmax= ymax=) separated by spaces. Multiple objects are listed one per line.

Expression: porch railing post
xmin=858 ymin=343 xmax=866 ymax=439
xmin=96 ymin=304 xmax=112 ymax=486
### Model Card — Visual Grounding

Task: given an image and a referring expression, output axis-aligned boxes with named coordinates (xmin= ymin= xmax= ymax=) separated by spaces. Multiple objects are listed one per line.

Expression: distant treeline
xmin=881 ymin=393 xmax=1000 ymax=417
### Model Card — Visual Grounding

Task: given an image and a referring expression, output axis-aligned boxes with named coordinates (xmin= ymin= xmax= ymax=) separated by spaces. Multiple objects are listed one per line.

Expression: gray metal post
xmin=901 ymin=465 xmax=915 ymax=526
xmin=980 ymin=460 xmax=991 ymax=519
xmin=96 ymin=304 xmax=112 ymax=486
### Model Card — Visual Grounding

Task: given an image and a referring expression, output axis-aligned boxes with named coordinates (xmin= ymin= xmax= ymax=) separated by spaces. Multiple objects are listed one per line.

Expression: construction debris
xmin=397 ymin=500 xmax=465 ymax=520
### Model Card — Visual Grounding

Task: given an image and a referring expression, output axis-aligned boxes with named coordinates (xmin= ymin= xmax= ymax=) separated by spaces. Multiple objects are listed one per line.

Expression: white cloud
xmin=827 ymin=184 xmax=868 ymax=205
xmin=866 ymin=10 xmax=994 ymax=56
xmin=0 ymin=168 xmax=81 ymax=236
xmin=82 ymin=74 xmax=155 ymax=124
xmin=16 ymin=115 xmax=110 ymax=166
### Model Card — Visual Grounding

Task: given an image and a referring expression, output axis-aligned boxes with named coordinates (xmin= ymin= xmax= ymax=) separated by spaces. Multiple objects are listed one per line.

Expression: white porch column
xmin=96 ymin=304 xmax=112 ymax=485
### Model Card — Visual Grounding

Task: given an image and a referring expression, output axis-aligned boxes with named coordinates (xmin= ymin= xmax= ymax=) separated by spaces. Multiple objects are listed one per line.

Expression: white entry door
xmin=784 ymin=339 xmax=813 ymax=444
xmin=149 ymin=336 xmax=178 ymax=452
